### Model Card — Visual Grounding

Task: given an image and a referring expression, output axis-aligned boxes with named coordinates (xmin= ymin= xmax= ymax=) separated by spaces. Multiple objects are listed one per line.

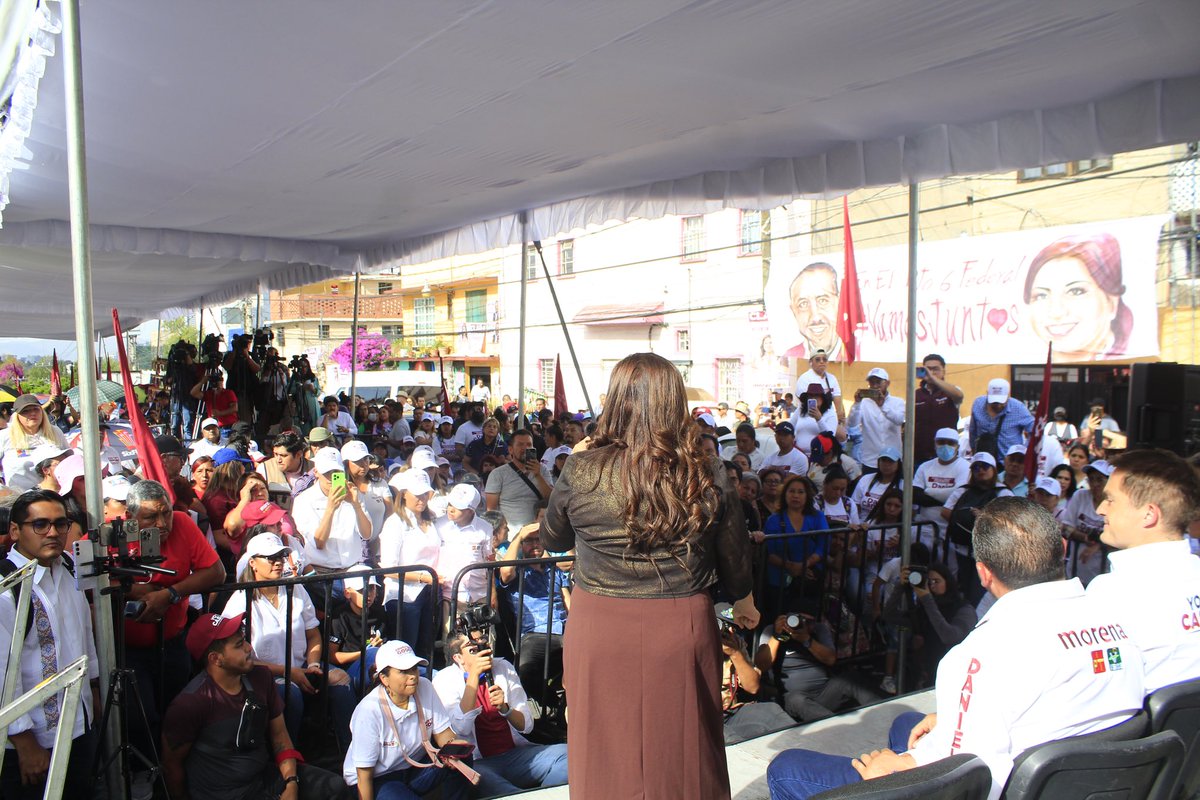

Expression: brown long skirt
xmin=564 ymin=586 xmax=730 ymax=800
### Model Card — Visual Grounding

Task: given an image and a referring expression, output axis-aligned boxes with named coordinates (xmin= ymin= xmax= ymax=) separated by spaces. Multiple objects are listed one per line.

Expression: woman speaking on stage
xmin=540 ymin=352 xmax=760 ymax=799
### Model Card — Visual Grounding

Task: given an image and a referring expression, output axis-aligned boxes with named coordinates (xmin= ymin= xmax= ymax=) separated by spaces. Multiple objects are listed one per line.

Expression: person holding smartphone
xmin=911 ymin=354 xmax=963 ymax=466
xmin=847 ymin=368 xmax=904 ymax=475
xmin=344 ymin=641 xmax=476 ymax=800
xmin=484 ymin=430 xmax=552 ymax=530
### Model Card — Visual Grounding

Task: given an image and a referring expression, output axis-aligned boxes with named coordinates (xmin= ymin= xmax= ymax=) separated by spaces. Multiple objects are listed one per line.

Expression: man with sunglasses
xmin=0 ymin=489 xmax=100 ymax=798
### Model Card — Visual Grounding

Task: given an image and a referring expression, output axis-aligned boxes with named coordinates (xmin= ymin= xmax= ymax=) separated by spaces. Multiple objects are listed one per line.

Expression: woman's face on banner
xmin=1026 ymin=256 xmax=1118 ymax=356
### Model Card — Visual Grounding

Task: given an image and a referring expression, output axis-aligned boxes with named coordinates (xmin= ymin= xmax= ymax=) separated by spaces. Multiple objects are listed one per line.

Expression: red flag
xmin=437 ymin=352 xmax=451 ymax=412
xmin=50 ymin=350 xmax=62 ymax=397
xmin=113 ymin=310 xmax=173 ymax=502
xmin=1025 ymin=343 xmax=1053 ymax=482
xmin=553 ymin=356 xmax=568 ymax=418
xmin=836 ymin=197 xmax=866 ymax=364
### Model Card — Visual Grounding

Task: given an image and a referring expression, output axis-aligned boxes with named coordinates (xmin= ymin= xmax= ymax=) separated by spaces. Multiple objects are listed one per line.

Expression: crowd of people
xmin=0 ymin=341 xmax=1196 ymax=800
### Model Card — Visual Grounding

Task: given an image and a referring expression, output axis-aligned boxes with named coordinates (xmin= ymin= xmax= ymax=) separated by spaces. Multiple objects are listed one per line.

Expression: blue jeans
xmin=277 ymin=678 xmax=357 ymax=750
xmin=474 ymin=743 xmax=569 ymax=798
xmin=345 ymin=646 xmax=381 ymax=688
xmin=371 ymin=753 xmax=473 ymax=800
xmin=767 ymin=712 xmax=924 ymax=800
xmin=171 ymin=397 xmax=196 ymax=440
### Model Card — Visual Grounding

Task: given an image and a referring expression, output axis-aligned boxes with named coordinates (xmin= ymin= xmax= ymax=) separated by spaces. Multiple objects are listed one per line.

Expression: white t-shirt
xmin=816 ymin=494 xmax=860 ymax=528
xmin=1061 ymin=489 xmax=1106 ymax=585
xmin=719 ymin=445 xmax=764 ymax=471
xmin=470 ymin=385 xmax=491 ymax=403
xmin=847 ymin=395 xmax=905 ymax=468
xmin=913 ymin=456 xmax=970 ymax=540
xmin=908 ymin=578 xmax=1145 ymax=800
xmin=788 ymin=407 xmax=840 ymax=454
xmin=796 ymin=369 xmax=841 ymax=398
xmin=378 ymin=512 xmax=441 ymax=604
xmin=761 ymin=447 xmax=809 ymax=476
xmin=540 ymin=445 xmax=571 ymax=472
xmin=343 ymin=680 xmax=453 ymax=785
xmin=453 ymin=421 xmax=484 ymax=448
xmin=222 ymin=585 xmax=318 ymax=670
xmin=188 ymin=438 xmax=225 ymax=461
xmin=1088 ymin=539 xmax=1200 ymax=693
xmin=321 ymin=411 xmax=356 ymax=438
xmin=292 ymin=484 xmax=372 ymax=569
xmin=431 ymin=657 xmax=534 ymax=758
xmin=852 ymin=474 xmax=904 ymax=519
xmin=435 ymin=515 xmax=494 ymax=602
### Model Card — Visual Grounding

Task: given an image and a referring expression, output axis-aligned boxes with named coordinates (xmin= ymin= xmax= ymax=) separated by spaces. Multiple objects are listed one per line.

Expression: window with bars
xmin=739 ymin=211 xmax=762 ymax=256
xmin=539 ymin=358 xmax=556 ymax=394
xmin=525 ymin=245 xmax=540 ymax=280
xmin=676 ymin=328 xmax=690 ymax=352
xmin=716 ymin=358 xmax=743 ymax=404
xmin=559 ymin=239 xmax=575 ymax=275
xmin=377 ymin=281 xmax=394 ymax=294
xmin=317 ymin=324 xmax=330 ymax=340
xmin=414 ymin=296 xmax=436 ymax=346
xmin=381 ymin=324 xmax=403 ymax=338
xmin=465 ymin=289 xmax=487 ymax=323
xmin=681 ymin=216 xmax=705 ymax=262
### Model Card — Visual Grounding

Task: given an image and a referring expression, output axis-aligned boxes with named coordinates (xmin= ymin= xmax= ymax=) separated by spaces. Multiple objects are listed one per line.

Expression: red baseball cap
xmin=186 ymin=613 xmax=245 ymax=660
xmin=242 ymin=501 xmax=287 ymax=527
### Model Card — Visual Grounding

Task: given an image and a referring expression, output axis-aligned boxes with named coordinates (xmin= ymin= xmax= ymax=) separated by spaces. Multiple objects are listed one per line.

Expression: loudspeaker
xmin=1125 ymin=362 xmax=1199 ymax=455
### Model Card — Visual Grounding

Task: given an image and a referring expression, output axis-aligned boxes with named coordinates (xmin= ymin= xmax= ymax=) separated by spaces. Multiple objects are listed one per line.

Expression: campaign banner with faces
xmin=764 ymin=215 xmax=1167 ymax=365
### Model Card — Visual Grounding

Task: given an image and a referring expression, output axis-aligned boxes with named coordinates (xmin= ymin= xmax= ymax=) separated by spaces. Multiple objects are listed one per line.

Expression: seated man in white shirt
xmin=760 ymin=422 xmax=809 ymax=476
xmin=187 ymin=417 xmax=226 ymax=460
xmin=1089 ymin=448 xmax=1200 ymax=692
xmin=293 ymin=447 xmax=374 ymax=578
xmin=432 ymin=629 xmax=568 ymax=798
xmin=318 ymin=396 xmax=356 ymax=443
xmin=767 ymin=497 xmax=1145 ymax=800
xmin=0 ymin=490 xmax=101 ymax=798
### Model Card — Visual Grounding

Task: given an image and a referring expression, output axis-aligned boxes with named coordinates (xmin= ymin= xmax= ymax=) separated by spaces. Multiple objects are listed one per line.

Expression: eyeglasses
xmin=21 ymin=517 xmax=72 ymax=535
xmin=252 ymin=553 xmax=287 ymax=563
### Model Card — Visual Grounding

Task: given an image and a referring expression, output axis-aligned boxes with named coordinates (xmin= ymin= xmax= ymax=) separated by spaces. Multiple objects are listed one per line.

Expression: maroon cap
xmin=186 ymin=613 xmax=245 ymax=660
xmin=242 ymin=501 xmax=287 ymax=527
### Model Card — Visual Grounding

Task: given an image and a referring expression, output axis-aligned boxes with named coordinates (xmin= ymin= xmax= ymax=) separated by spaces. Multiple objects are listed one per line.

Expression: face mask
xmin=368 ymin=413 xmax=378 ymax=422
xmin=936 ymin=444 xmax=958 ymax=462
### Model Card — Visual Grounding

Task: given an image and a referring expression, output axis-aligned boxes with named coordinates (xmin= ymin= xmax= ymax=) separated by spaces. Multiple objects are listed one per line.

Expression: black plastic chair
xmin=1146 ymin=677 xmax=1200 ymax=799
xmin=1002 ymin=730 xmax=1184 ymax=800
xmin=810 ymin=753 xmax=992 ymax=800
xmin=1084 ymin=710 xmax=1150 ymax=742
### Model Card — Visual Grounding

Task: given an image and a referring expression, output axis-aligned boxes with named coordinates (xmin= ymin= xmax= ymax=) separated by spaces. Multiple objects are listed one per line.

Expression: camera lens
xmin=786 ymin=614 xmax=801 ymax=629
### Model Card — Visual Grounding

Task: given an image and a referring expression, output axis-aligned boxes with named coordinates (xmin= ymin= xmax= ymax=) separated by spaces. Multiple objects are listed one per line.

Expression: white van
xmin=330 ymin=370 xmax=445 ymax=404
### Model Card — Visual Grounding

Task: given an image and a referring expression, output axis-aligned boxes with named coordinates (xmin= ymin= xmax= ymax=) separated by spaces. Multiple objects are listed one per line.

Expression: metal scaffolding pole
xmin=349 ymin=272 xmax=361 ymax=411
xmin=533 ymin=242 xmax=594 ymax=417
xmin=896 ymin=183 xmax=920 ymax=695
xmin=516 ymin=213 xmax=529 ymax=429
xmin=60 ymin=1 xmax=123 ymax=798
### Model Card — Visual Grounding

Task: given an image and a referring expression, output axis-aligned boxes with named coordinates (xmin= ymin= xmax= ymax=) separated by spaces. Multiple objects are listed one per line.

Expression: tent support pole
xmin=349 ymin=272 xmax=360 ymax=412
xmin=516 ymin=213 xmax=528 ymax=429
xmin=60 ymin=2 xmax=123 ymax=798
xmin=897 ymin=183 xmax=920 ymax=696
xmin=534 ymin=242 xmax=593 ymax=417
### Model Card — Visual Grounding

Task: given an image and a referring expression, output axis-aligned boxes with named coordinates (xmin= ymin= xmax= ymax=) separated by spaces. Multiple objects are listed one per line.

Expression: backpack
xmin=0 ymin=554 xmax=76 ymax=640
xmin=947 ymin=486 xmax=1000 ymax=548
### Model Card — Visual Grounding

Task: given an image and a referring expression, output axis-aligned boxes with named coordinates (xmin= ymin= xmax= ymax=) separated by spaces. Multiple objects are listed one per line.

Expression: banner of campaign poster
xmin=763 ymin=215 xmax=1168 ymax=364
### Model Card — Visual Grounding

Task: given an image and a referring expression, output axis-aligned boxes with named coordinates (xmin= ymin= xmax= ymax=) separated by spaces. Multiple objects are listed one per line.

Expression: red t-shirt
xmin=125 ymin=511 xmax=220 ymax=648
xmin=203 ymin=388 xmax=239 ymax=427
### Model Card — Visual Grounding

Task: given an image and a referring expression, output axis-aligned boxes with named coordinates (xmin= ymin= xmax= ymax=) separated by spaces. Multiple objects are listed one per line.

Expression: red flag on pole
xmin=113 ymin=310 xmax=173 ymax=502
xmin=50 ymin=350 xmax=62 ymax=397
xmin=553 ymin=356 xmax=568 ymax=418
xmin=437 ymin=352 xmax=451 ymax=412
xmin=1025 ymin=343 xmax=1053 ymax=482
xmin=836 ymin=197 xmax=866 ymax=364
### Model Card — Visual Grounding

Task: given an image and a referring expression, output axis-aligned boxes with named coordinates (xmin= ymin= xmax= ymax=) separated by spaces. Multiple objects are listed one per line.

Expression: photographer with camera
xmin=881 ymin=562 xmax=975 ymax=691
xmin=432 ymin=625 xmax=568 ymax=798
xmin=222 ymin=334 xmax=262 ymax=427
xmin=166 ymin=340 xmax=201 ymax=441
xmin=256 ymin=347 xmax=291 ymax=439
xmin=717 ymin=607 xmax=793 ymax=745
xmin=191 ymin=371 xmax=239 ymax=432
xmin=162 ymin=612 xmax=352 ymax=800
xmin=484 ymin=430 xmax=550 ymax=530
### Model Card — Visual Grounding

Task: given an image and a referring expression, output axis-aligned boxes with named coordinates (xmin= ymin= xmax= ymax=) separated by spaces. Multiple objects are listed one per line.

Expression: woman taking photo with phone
xmin=344 ymin=641 xmax=475 ymax=800
xmin=540 ymin=352 xmax=758 ymax=800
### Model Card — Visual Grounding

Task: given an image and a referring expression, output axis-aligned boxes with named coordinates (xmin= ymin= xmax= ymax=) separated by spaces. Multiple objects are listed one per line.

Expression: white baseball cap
xmin=1033 ymin=475 xmax=1061 ymax=497
xmin=1005 ymin=444 xmax=1027 ymax=457
xmin=313 ymin=447 xmax=345 ymax=475
xmin=866 ymin=367 xmax=889 ymax=381
xmin=200 ymin=417 xmax=220 ymax=429
xmin=970 ymin=452 xmax=997 ymax=468
xmin=438 ymin=416 xmax=455 ymax=426
xmin=53 ymin=454 xmax=87 ymax=496
xmin=343 ymin=562 xmax=383 ymax=590
xmin=375 ymin=640 xmax=427 ymax=672
xmin=389 ymin=468 xmax=433 ymax=496
xmin=934 ymin=427 xmax=959 ymax=443
xmin=102 ymin=475 xmax=132 ymax=502
xmin=447 ymin=483 xmax=480 ymax=511
xmin=341 ymin=439 xmax=370 ymax=462
xmin=1084 ymin=459 xmax=1114 ymax=477
xmin=244 ymin=533 xmax=289 ymax=558
xmin=696 ymin=413 xmax=716 ymax=427
xmin=987 ymin=378 xmax=1010 ymax=403
xmin=411 ymin=449 xmax=439 ymax=471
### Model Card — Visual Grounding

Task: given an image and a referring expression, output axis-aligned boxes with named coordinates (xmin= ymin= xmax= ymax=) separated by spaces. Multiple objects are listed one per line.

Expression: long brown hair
xmin=589 ymin=353 xmax=720 ymax=555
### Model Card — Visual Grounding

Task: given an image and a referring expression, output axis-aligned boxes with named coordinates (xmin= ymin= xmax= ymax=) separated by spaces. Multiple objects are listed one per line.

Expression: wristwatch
xmin=165 ymin=586 xmax=182 ymax=605
xmin=283 ymin=775 xmax=300 ymax=787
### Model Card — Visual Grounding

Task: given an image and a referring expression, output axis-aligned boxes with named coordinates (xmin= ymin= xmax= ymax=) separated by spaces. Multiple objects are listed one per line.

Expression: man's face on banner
xmin=789 ymin=266 xmax=839 ymax=352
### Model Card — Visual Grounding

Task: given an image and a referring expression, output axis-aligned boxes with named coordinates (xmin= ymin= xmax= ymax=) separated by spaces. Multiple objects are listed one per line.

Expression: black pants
xmin=517 ymin=632 xmax=563 ymax=704
xmin=0 ymin=726 xmax=97 ymax=800
xmin=261 ymin=762 xmax=355 ymax=800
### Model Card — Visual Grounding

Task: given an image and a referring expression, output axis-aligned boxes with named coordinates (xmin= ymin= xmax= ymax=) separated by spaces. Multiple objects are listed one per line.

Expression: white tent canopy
xmin=2 ymin=0 xmax=1199 ymax=337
